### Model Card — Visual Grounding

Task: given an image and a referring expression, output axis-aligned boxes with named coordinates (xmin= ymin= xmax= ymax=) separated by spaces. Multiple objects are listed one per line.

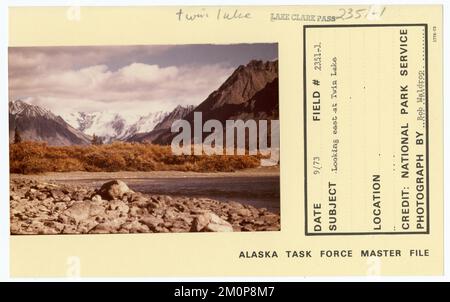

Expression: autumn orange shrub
xmin=9 ymin=141 xmax=261 ymax=174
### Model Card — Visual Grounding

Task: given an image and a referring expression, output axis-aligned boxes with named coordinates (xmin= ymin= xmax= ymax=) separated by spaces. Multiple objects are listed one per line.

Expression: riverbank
xmin=10 ymin=177 xmax=280 ymax=235
xmin=10 ymin=166 xmax=280 ymax=180
xmin=11 ymin=166 xmax=280 ymax=212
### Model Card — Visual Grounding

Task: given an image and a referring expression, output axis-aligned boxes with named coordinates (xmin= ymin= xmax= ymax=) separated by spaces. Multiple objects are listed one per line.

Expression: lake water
xmin=57 ymin=176 xmax=280 ymax=213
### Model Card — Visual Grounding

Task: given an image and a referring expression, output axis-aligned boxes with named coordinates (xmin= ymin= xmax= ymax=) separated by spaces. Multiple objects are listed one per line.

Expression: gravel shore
xmin=10 ymin=178 xmax=280 ymax=235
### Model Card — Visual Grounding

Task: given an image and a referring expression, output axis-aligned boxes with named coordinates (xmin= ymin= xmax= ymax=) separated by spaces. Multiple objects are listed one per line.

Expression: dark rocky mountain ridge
xmin=152 ymin=59 xmax=279 ymax=145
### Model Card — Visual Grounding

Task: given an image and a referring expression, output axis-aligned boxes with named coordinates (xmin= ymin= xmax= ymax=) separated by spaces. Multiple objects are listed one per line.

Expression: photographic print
xmin=9 ymin=43 xmax=280 ymax=235
xmin=5 ymin=4 xmax=445 ymax=279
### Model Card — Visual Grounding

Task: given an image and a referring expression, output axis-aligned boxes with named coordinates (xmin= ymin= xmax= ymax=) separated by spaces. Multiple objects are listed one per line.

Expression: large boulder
xmin=98 ymin=180 xmax=133 ymax=201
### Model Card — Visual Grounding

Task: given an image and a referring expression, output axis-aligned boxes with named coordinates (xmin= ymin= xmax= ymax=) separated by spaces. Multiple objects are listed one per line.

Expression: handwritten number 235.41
xmin=336 ymin=7 xmax=386 ymax=20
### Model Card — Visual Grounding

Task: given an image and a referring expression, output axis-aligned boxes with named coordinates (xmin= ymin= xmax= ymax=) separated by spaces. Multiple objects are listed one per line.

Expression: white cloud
xmin=9 ymin=50 xmax=234 ymax=116
xmin=114 ymin=63 xmax=179 ymax=84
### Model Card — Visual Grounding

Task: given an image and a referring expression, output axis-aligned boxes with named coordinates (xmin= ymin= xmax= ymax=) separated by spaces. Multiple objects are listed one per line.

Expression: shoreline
xmin=10 ymin=177 xmax=281 ymax=235
xmin=10 ymin=166 xmax=280 ymax=181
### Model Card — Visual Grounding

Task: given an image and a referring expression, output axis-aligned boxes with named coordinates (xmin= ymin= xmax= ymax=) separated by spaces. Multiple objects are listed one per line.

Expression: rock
xmin=204 ymin=214 xmax=234 ymax=232
xmin=10 ymin=194 xmax=20 ymax=201
xmin=37 ymin=204 xmax=49 ymax=212
xmin=38 ymin=227 xmax=59 ymax=235
xmin=261 ymin=213 xmax=280 ymax=224
xmin=228 ymin=213 xmax=240 ymax=221
xmin=123 ymin=192 xmax=134 ymax=199
xmin=10 ymin=222 xmax=23 ymax=234
xmin=140 ymin=216 xmax=164 ymax=230
xmin=190 ymin=212 xmax=233 ymax=232
xmin=163 ymin=209 xmax=178 ymax=220
xmin=89 ymin=204 xmax=105 ymax=216
xmin=228 ymin=201 xmax=244 ymax=208
xmin=190 ymin=208 xmax=208 ymax=215
xmin=107 ymin=200 xmax=129 ymax=213
xmin=205 ymin=224 xmax=232 ymax=232
xmin=175 ymin=203 xmax=187 ymax=212
xmin=120 ymin=220 xmax=150 ymax=233
xmin=25 ymin=221 xmax=45 ymax=233
xmin=147 ymin=196 xmax=164 ymax=209
xmin=90 ymin=220 xmax=125 ymax=234
xmin=149 ymin=208 xmax=165 ymax=216
xmin=25 ymin=189 xmax=38 ymax=200
xmin=98 ymin=180 xmax=134 ymax=200
xmin=34 ymin=183 xmax=47 ymax=190
xmin=253 ymin=219 xmax=265 ymax=226
xmin=53 ymin=202 xmax=67 ymax=212
xmin=50 ymin=189 xmax=65 ymax=200
xmin=131 ymin=196 xmax=149 ymax=208
xmin=171 ymin=220 xmax=189 ymax=230
xmin=130 ymin=192 xmax=143 ymax=202
xmin=235 ymin=208 xmax=252 ymax=216
xmin=154 ymin=226 xmax=170 ymax=233
xmin=77 ymin=217 xmax=99 ymax=234
xmin=170 ymin=227 xmax=188 ymax=233
xmin=242 ymin=225 xmax=255 ymax=232
xmin=44 ymin=221 xmax=65 ymax=233
xmin=91 ymin=194 xmax=102 ymax=203
xmin=72 ymin=192 xmax=86 ymax=201
xmin=63 ymin=202 xmax=91 ymax=222
xmin=147 ymin=201 xmax=160 ymax=209
xmin=191 ymin=214 xmax=209 ymax=231
xmin=36 ymin=193 xmax=47 ymax=201
xmin=129 ymin=206 xmax=145 ymax=217
xmin=260 ymin=226 xmax=280 ymax=231
xmin=94 ymin=216 xmax=106 ymax=223
xmin=179 ymin=215 xmax=193 ymax=225
xmin=42 ymin=197 xmax=55 ymax=206
xmin=62 ymin=225 xmax=79 ymax=234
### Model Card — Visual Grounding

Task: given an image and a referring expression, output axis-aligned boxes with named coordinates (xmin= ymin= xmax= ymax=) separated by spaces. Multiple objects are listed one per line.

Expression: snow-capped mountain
xmin=118 ymin=111 xmax=168 ymax=140
xmin=63 ymin=110 xmax=168 ymax=142
xmin=9 ymin=60 xmax=278 ymax=146
xmin=10 ymin=99 xmax=54 ymax=118
xmin=9 ymin=100 xmax=91 ymax=146
xmin=127 ymin=105 xmax=195 ymax=143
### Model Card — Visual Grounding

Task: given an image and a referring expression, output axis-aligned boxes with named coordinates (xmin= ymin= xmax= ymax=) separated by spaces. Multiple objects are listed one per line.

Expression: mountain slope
xmin=153 ymin=105 xmax=195 ymax=131
xmin=127 ymin=105 xmax=194 ymax=143
xmin=9 ymin=100 xmax=91 ymax=146
xmin=153 ymin=59 xmax=279 ymax=145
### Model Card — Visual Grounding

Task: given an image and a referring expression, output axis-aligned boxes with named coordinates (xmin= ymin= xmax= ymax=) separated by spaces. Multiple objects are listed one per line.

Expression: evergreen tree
xmin=91 ymin=134 xmax=103 ymax=145
xmin=14 ymin=126 xmax=22 ymax=144
xmin=91 ymin=134 xmax=97 ymax=145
